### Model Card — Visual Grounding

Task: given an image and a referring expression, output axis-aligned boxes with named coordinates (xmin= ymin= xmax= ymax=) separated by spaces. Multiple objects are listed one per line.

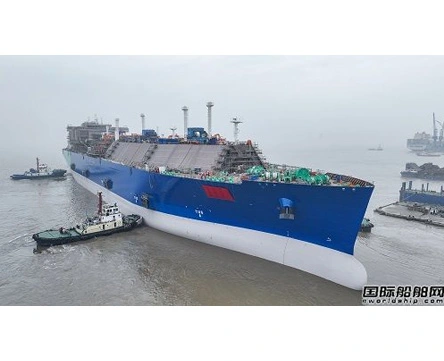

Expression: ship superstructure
xmin=63 ymin=103 xmax=374 ymax=289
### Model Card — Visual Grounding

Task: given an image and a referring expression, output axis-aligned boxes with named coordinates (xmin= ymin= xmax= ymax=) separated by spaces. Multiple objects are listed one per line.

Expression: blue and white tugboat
xmin=10 ymin=158 xmax=67 ymax=180
xmin=32 ymin=192 xmax=143 ymax=247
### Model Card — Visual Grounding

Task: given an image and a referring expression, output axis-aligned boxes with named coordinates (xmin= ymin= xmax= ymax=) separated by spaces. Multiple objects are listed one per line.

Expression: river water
xmin=1 ymin=146 xmax=443 ymax=305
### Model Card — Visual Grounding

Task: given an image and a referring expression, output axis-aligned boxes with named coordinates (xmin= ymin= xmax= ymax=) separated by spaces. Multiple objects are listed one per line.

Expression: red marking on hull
xmin=202 ymin=185 xmax=234 ymax=201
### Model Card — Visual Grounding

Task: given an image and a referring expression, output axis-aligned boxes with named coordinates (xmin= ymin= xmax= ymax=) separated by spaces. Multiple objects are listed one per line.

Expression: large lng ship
xmin=63 ymin=103 xmax=374 ymax=289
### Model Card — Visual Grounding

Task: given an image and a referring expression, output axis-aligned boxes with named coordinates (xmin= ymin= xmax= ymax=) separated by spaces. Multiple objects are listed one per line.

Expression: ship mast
xmin=433 ymin=112 xmax=437 ymax=146
xmin=98 ymin=192 xmax=103 ymax=215
xmin=206 ymin=102 xmax=214 ymax=137
xmin=182 ymin=106 xmax=189 ymax=139
xmin=231 ymin=117 xmax=243 ymax=144
xmin=141 ymin=113 xmax=146 ymax=132
xmin=434 ymin=114 xmax=444 ymax=144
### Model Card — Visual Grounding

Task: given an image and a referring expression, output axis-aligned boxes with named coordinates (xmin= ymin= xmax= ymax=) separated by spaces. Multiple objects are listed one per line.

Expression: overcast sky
xmin=1 ymin=55 xmax=444 ymax=164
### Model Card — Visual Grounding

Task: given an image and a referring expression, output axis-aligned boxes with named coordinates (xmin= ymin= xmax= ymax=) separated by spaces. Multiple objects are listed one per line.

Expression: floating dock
xmin=375 ymin=202 xmax=444 ymax=227
xmin=375 ymin=181 xmax=444 ymax=227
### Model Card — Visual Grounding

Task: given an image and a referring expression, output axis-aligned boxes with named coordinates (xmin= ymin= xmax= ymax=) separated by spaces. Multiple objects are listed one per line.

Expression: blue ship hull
xmin=63 ymin=149 xmax=374 ymax=289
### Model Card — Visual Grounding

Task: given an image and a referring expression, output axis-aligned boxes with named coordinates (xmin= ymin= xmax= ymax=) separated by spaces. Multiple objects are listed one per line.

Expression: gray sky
xmin=1 ymin=56 xmax=444 ymax=164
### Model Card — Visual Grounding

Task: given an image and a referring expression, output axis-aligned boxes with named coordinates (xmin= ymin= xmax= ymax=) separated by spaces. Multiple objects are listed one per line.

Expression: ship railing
xmin=128 ymin=160 xmax=372 ymax=187
xmin=241 ymin=163 xmax=374 ymax=187
xmin=226 ymin=141 xmax=253 ymax=146
xmin=325 ymin=173 xmax=374 ymax=187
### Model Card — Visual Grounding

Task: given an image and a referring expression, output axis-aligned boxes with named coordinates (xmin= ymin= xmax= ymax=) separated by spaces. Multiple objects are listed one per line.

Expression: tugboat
xmin=32 ymin=192 xmax=143 ymax=247
xmin=360 ymin=218 xmax=374 ymax=233
xmin=368 ymin=145 xmax=383 ymax=151
xmin=416 ymin=151 xmax=441 ymax=157
xmin=10 ymin=158 xmax=67 ymax=180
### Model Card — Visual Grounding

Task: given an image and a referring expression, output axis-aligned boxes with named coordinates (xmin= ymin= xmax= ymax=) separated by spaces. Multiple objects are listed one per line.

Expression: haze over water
xmin=1 ymin=144 xmax=443 ymax=305
xmin=3 ymin=5 xmax=444 ymax=359
xmin=1 ymin=55 xmax=444 ymax=305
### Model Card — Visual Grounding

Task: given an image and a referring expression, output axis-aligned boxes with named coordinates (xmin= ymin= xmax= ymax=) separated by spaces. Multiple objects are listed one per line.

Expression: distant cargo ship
xmin=62 ymin=103 xmax=375 ymax=289
xmin=407 ymin=113 xmax=444 ymax=153
xmin=416 ymin=151 xmax=441 ymax=157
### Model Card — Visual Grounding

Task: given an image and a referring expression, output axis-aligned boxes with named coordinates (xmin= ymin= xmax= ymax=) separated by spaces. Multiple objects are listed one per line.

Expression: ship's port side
xmin=63 ymin=108 xmax=373 ymax=290
xmin=70 ymin=170 xmax=368 ymax=290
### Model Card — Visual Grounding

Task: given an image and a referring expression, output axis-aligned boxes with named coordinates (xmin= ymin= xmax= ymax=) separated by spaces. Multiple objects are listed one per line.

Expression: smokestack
xmin=140 ymin=113 xmax=146 ymax=132
xmin=115 ymin=118 xmax=120 ymax=141
xmin=206 ymin=102 xmax=214 ymax=136
xmin=182 ymin=106 xmax=188 ymax=138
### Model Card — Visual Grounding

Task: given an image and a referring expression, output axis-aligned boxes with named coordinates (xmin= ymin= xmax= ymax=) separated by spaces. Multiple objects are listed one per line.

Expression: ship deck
xmin=107 ymin=142 xmax=225 ymax=170
xmin=35 ymin=229 xmax=80 ymax=239
xmin=100 ymin=143 xmax=373 ymax=187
